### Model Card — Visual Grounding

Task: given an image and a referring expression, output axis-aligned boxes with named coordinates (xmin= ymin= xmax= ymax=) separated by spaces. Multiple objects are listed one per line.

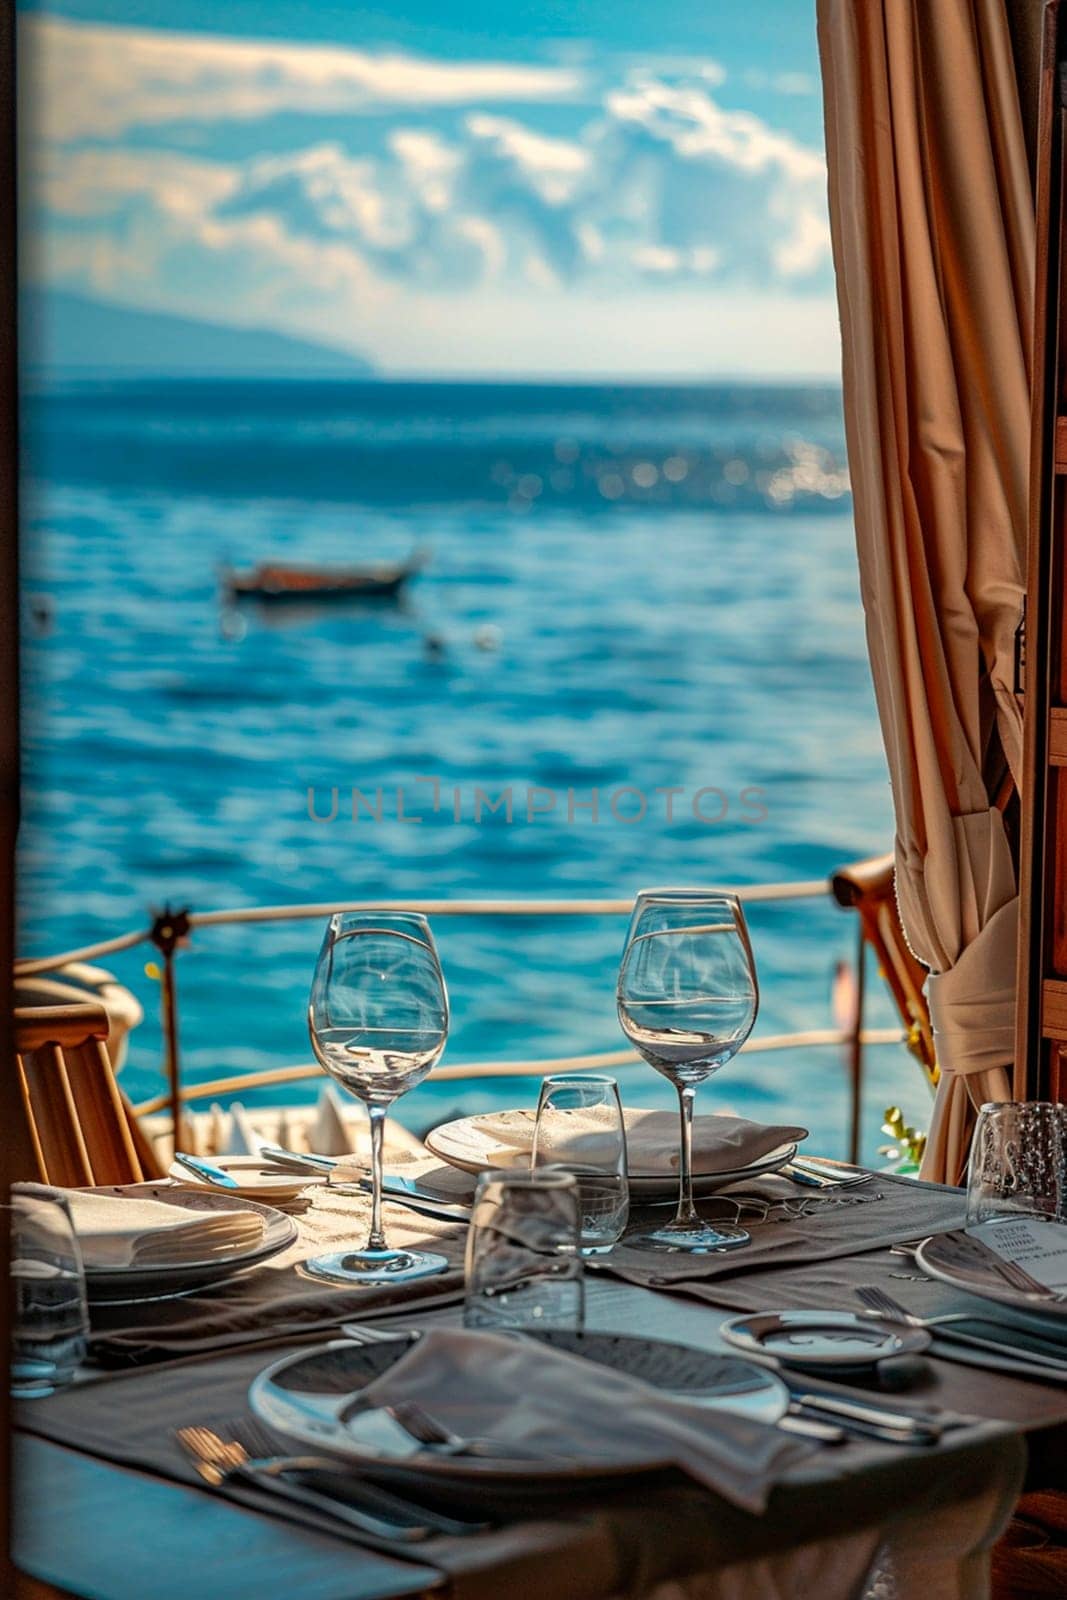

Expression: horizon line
xmin=23 ymin=368 xmax=844 ymax=389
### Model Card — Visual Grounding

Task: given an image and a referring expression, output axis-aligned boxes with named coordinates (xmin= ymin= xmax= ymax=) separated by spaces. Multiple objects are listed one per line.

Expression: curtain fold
xmin=816 ymin=0 xmax=1033 ymax=1183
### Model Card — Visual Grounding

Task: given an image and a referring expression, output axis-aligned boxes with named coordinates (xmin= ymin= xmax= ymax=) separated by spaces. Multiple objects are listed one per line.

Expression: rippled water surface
xmin=20 ymin=380 xmax=923 ymax=1155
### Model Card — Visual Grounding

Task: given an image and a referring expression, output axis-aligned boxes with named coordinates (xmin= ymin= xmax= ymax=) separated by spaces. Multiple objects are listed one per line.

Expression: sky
xmin=18 ymin=1 xmax=841 ymax=378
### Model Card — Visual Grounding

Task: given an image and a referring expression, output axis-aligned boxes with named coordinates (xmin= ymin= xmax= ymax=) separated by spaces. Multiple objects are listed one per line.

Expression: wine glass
xmin=305 ymin=910 xmax=450 ymax=1284
xmin=617 ymin=889 xmax=758 ymax=1253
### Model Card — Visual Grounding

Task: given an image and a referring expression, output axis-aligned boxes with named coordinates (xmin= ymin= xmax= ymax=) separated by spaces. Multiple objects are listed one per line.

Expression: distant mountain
xmin=20 ymin=291 xmax=375 ymax=379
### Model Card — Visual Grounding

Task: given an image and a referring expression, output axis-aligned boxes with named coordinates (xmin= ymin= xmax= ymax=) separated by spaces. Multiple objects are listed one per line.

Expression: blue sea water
xmin=18 ymin=379 xmax=924 ymax=1158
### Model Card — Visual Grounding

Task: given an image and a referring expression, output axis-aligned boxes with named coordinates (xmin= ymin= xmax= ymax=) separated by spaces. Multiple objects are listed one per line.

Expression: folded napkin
xmin=359 ymin=1327 xmax=811 ymax=1513
xmin=57 ymin=1189 xmax=265 ymax=1269
xmin=471 ymin=1108 xmax=808 ymax=1177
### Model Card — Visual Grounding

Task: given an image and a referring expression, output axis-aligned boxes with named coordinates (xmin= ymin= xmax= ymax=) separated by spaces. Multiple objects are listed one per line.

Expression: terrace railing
xmin=14 ymin=881 xmax=913 ymax=1162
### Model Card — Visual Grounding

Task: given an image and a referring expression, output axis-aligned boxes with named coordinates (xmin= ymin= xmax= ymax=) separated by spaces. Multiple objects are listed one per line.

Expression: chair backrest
xmin=14 ymin=1003 xmax=161 ymax=1186
xmin=831 ymin=853 xmax=938 ymax=1091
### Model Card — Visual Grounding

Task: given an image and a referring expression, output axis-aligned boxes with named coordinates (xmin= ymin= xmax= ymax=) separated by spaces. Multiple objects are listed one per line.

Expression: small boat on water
xmin=223 ymin=552 xmax=425 ymax=605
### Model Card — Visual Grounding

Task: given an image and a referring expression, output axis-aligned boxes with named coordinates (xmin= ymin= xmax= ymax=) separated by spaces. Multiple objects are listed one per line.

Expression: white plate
xmin=720 ymin=1310 xmax=930 ymax=1371
xmin=249 ymin=1330 xmax=788 ymax=1504
xmin=80 ymin=1183 xmax=298 ymax=1303
xmin=167 ymin=1155 xmax=325 ymax=1203
xmin=917 ymin=1228 xmax=1067 ymax=1328
xmin=425 ymin=1115 xmax=798 ymax=1197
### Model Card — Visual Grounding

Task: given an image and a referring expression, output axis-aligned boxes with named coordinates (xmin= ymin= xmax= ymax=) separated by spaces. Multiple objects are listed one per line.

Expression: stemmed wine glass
xmin=305 ymin=910 xmax=450 ymax=1285
xmin=617 ymin=889 xmax=759 ymax=1253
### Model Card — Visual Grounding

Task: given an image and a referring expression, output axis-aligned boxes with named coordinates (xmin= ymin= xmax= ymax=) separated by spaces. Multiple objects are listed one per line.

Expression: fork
xmin=175 ymin=1422 xmax=437 ymax=1545
xmin=381 ymin=1399 xmax=541 ymax=1460
xmin=855 ymin=1285 xmax=1067 ymax=1370
xmin=341 ymin=1322 xmax=417 ymax=1345
xmin=224 ymin=1413 xmax=488 ymax=1534
xmin=856 ymin=1284 xmax=992 ymax=1330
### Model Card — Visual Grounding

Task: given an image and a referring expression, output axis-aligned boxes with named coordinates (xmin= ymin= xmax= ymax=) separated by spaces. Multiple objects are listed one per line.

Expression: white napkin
xmin=360 ymin=1328 xmax=809 ymax=1513
xmin=313 ymin=1085 xmax=355 ymax=1156
xmin=55 ymin=1189 xmax=264 ymax=1268
xmin=222 ymin=1103 xmax=265 ymax=1157
xmin=471 ymin=1108 xmax=808 ymax=1176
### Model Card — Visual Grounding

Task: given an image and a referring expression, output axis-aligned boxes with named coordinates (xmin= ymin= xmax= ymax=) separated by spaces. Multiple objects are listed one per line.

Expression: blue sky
xmin=18 ymin=2 xmax=841 ymax=377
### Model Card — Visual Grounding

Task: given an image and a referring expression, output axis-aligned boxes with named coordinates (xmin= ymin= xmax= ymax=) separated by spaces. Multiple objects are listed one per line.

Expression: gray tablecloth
xmin=89 ymin=1179 xmax=469 ymax=1365
xmin=17 ymin=1170 xmax=1045 ymax=1600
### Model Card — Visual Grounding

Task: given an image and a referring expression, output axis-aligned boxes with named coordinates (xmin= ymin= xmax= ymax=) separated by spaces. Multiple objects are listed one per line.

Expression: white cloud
xmin=32 ymin=146 xmax=237 ymax=222
xmin=21 ymin=15 xmax=586 ymax=141
xmin=21 ymin=18 xmax=835 ymax=373
xmin=605 ymin=73 xmax=825 ymax=184
xmin=464 ymin=115 xmax=590 ymax=205
xmin=742 ymin=69 xmax=818 ymax=97
xmin=389 ymin=130 xmax=461 ymax=213
xmin=772 ymin=204 xmax=831 ymax=278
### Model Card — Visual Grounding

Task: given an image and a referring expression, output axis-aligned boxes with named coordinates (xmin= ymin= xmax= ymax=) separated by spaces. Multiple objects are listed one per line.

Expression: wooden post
xmin=149 ymin=909 xmax=191 ymax=1157
xmin=1016 ymin=0 xmax=1067 ymax=1101
xmin=848 ymin=928 xmax=866 ymax=1165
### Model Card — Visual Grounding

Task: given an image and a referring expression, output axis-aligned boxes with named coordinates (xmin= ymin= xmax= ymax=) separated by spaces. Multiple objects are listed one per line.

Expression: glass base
xmin=627 ymin=1219 xmax=750 ymax=1254
xmin=304 ymin=1247 xmax=450 ymax=1285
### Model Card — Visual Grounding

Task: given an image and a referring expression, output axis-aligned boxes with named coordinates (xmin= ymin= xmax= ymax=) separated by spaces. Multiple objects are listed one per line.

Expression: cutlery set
xmin=240 ymin=1144 xmax=873 ymax=1223
xmin=168 ymin=1147 xmax=1067 ymax=1552
xmin=855 ymin=1284 xmax=1067 ymax=1376
xmin=173 ymin=1346 xmax=947 ymax=1550
xmin=176 ymin=1414 xmax=487 ymax=1546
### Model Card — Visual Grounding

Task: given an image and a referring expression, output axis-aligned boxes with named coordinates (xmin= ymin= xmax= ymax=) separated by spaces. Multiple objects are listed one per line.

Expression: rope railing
xmin=14 ymin=926 xmax=154 ymax=977
xmin=17 ymin=879 xmax=889 ymax=1157
xmin=131 ymin=1025 xmax=905 ymax=1118
xmin=13 ymin=882 xmax=832 ymax=977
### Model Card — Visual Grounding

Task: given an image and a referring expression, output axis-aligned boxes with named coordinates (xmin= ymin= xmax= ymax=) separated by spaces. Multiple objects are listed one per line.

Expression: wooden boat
xmin=223 ymin=553 xmax=424 ymax=604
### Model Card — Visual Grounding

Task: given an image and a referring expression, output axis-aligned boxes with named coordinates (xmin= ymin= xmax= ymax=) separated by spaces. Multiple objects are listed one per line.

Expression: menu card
xmin=967 ymin=1216 xmax=1067 ymax=1292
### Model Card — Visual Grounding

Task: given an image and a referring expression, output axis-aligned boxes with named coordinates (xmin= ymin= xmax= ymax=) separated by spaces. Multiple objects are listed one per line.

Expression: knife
xmin=736 ymin=1351 xmax=945 ymax=1440
xmin=785 ymin=1158 xmax=872 ymax=1189
xmin=259 ymin=1144 xmax=338 ymax=1174
xmin=787 ymin=1388 xmax=942 ymax=1441
xmin=361 ymin=1179 xmax=471 ymax=1224
xmin=173 ymin=1152 xmax=241 ymax=1190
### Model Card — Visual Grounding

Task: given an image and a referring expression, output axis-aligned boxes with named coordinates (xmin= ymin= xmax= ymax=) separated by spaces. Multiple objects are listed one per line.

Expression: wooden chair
xmin=14 ymin=1003 xmax=163 ymax=1186
xmin=831 ymin=852 xmax=938 ymax=1090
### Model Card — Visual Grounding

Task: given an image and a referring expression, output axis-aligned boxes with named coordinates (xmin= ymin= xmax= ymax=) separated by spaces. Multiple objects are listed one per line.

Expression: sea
xmin=18 ymin=378 xmax=922 ymax=1160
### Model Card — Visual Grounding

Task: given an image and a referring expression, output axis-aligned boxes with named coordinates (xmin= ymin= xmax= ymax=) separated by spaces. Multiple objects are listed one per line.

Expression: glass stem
xmin=675 ymin=1085 xmax=699 ymax=1226
xmin=366 ymin=1103 xmax=388 ymax=1252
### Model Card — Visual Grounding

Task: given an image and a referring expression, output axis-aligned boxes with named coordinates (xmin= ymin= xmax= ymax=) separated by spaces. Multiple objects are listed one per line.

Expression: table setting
xmin=12 ymin=891 xmax=1067 ymax=1600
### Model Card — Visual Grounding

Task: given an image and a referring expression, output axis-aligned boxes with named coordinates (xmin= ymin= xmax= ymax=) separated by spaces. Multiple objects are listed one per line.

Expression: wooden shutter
xmin=1016 ymin=0 xmax=1067 ymax=1099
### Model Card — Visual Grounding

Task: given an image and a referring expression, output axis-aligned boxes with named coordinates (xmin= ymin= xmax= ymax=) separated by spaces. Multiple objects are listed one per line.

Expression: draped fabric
xmin=816 ymin=0 xmax=1034 ymax=1183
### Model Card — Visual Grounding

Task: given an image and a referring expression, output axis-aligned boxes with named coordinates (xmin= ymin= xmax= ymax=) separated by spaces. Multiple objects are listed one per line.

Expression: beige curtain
xmin=817 ymin=0 xmax=1034 ymax=1183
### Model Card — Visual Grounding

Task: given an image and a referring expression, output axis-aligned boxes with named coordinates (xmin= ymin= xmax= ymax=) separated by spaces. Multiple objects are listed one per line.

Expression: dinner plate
xmin=80 ymin=1183 xmax=298 ymax=1303
xmin=917 ymin=1228 xmax=1067 ymax=1329
xmin=425 ymin=1115 xmax=798 ymax=1197
xmin=720 ymin=1310 xmax=931 ymax=1370
xmin=249 ymin=1330 xmax=789 ymax=1504
xmin=166 ymin=1155 xmax=325 ymax=1203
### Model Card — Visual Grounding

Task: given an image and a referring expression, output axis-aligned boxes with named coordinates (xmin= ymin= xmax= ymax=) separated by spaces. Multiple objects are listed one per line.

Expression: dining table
xmin=12 ymin=1155 xmax=1067 ymax=1600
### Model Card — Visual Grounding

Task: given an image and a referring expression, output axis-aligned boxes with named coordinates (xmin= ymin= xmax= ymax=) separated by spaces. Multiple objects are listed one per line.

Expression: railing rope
xmin=13 ymin=884 xmax=830 ymax=975
xmin=14 ymin=926 xmax=153 ymax=977
xmin=186 ymin=884 xmax=830 ymax=928
xmin=131 ymin=1026 xmax=906 ymax=1118
xmin=18 ymin=880 xmax=888 ymax=1159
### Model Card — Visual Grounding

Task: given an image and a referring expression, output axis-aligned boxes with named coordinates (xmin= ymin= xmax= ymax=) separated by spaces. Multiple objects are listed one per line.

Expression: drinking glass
xmin=464 ymin=1169 xmax=584 ymax=1331
xmin=306 ymin=910 xmax=450 ymax=1284
xmin=966 ymin=1102 xmax=1067 ymax=1227
xmin=531 ymin=1074 xmax=629 ymax=1253
xmin=617 ymin=888 xmax=758 ymax=1253
xmin=9 ymin=1187 xmax=89 ymax=1397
